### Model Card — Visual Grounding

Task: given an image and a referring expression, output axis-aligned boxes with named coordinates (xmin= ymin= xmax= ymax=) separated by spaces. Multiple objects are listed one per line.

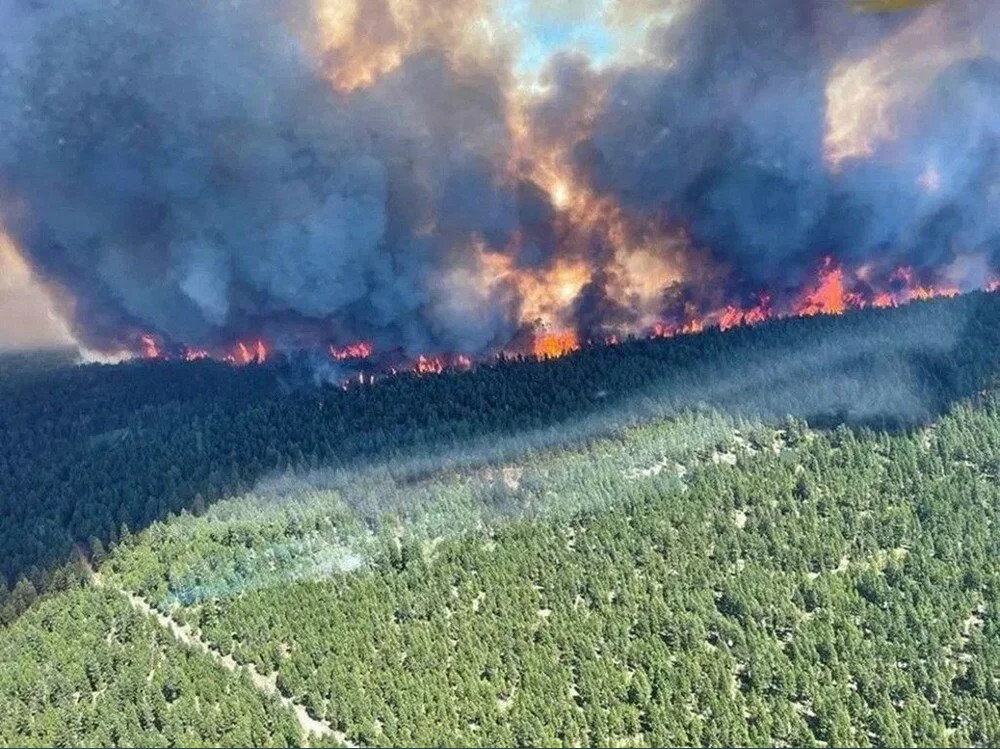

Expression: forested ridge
xmin=96 ymin=397 xmax=1000 ymax=748
xmin=5 ymin=292 xmax=1000 ymax=746
xmin=4 ymin=290 xmax=1000 ymax=615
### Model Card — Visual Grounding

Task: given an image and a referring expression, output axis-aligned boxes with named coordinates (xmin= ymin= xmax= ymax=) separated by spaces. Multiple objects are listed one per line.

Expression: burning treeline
xmin=1 ymin=0 xmax=999 ymax=370
xmin=132 ymin=254 xmax=993 ymax=376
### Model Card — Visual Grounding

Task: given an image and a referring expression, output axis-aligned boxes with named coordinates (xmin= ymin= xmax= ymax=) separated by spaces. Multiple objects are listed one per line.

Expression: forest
xmin=4 ymin=290 xmax=1000 ymax=611
xmin=5 ymin=292 xmax=1000 ymax=745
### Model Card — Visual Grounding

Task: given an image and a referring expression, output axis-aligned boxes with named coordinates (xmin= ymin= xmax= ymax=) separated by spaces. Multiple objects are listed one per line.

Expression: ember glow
xmin=1 ymin=0 xmax=999 ymax=361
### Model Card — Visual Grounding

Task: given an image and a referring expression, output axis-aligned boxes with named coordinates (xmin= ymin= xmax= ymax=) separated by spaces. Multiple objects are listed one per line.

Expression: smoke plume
xmin=0 ymin=0 xmax=998 ymax=358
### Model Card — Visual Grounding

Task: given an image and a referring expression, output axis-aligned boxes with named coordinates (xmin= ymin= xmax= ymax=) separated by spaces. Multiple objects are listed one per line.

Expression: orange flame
xmin=795 ymin=257 xmax=848 ymax=316
xmin=872 ymin=291 xmax=894 ymax=308
xmin=225 ymin=339 xmax=268 ymax=366
xmin=139 ymin=333 xmax=162 ymax=359
xmin=134 ymin=256 xmax=998 ymax=374
xmin=651 ymin=319 xmax=705 ymax=339
xmin=717 ymin=295 xmax=772 ymax=331
xmin=414 ymin=354 xmax=444 ymax=375
xmin=330 ymin=341 xmax=374 ymax=360
xmin=532 ymin=330 xmax=579 ymax=359
xmin=889 ymin=266 xmax=959 ymax=302
xmin=634 ymin=258 xmax=989 ymax=351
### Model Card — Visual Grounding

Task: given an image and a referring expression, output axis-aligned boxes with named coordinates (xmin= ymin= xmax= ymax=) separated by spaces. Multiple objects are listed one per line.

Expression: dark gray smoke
xmin=0 ymin=0 xmax=546 ymax=355
xmin=1 ymin=0 xmax=998 ymax=356
xmin=548 ymin=0 xmax=1000 ymax=296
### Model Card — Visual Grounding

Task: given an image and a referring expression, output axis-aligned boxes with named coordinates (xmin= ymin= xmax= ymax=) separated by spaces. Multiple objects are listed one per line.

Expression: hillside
xmin=5 ymin=293 xmax=1000 ymax=746
xmin=4 ymin=290 xmax=1000 ymax=608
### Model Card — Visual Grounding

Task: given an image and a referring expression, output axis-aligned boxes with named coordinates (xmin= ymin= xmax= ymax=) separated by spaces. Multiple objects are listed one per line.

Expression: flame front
xmin=130 ymin=256 xmax=997 ymax=381
xmin=330 ymin=341 xmax=374 ymax=361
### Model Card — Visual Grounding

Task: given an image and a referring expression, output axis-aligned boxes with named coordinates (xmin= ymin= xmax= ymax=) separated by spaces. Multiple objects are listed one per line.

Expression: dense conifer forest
xmin=5 ymin=292 xmax=1000 ymax=746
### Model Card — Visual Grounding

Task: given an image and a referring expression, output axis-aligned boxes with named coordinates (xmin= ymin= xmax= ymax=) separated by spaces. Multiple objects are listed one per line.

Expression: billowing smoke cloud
xmin=1 ymin=0 xmax=998 ymax=358
xmin=547 ymin=0 xmax=1000 ymax=299
xmin=0 ymin=0 xmax=536 ymax=355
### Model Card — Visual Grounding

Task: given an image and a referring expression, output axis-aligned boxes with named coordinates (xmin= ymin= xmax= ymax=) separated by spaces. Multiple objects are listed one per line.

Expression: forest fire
xmin=137 ymin=337 xmax=268 ymax=366
xmin=330 ymin=342 xmax=374 ymax=361
xmin=648 ymin=258 xmax=976 ymax=339
xmin=139 ymin=334 xmax=162 ymax=360
xmin=130 ymin=254 xmax=996 ymax=381
xmin=796 ymin=259 xmax=853 ymax=316
xmin=533 ymin=331 xmax=580 ymax=359
xmin=719 ymin=295 xmax=773 ymax=332
xmin=414 ymin=355 xmax=445 ymax=375
xmin=225 ymin=340 xmax=269 ymax=366
xmin=6 ymin=1 xmax=997 ymax=381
